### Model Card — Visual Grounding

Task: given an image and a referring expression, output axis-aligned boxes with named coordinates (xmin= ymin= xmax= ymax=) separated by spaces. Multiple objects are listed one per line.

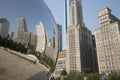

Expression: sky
xmin=0 ymin=0 xmax=120 ymax=50
xmin=44 ymin=0 xmax=120 ymax=50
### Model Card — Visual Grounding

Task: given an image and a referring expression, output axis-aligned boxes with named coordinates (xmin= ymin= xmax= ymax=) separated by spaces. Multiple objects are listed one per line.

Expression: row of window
xmin=99 ymin=16 xmax=108 ymax=23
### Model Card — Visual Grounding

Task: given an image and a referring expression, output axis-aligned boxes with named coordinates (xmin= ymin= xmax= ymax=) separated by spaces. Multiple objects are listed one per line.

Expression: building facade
xmin=0 ymin=18 xmax=9 ymax=38
xmin=29 ymin=34 xmax=37 ymax=50
xmin=8 ymin=32 xmax=14 ymax=39
xmin=92 ymin=35 xmax=99 ymax=72
xmin=57 ymin=24 xmax=62 ymax=51
xmin=22 ymin=32 xmax=31 ymax=48
xmin=16 ymin=16 xmax=30 ymax=47
xmin=17 ymin=16 xmax=27 ymax=40
xmin=54 ymin=50 xmax=66 ymax=78
xmin=66 ymin=0 xmax=94 ymax=73
xmin=36 ymin=22 xmax=46 ymax=53
xmin=94 ymin=7 xmax=120 ymax=74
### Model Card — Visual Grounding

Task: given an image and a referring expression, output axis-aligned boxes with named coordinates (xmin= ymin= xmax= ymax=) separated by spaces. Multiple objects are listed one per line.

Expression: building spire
xmin=69 ymin=0 xmax=83 ymax=26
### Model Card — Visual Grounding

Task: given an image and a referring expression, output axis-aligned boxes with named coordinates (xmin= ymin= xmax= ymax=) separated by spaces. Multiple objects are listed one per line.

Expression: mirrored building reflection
xmin=0 ymin=0 xmax=59 ymax=79
xmin=36 ymin=22 xmax=46 ymax=54
xmin=0 ymin=18 xmax=9 ymax=38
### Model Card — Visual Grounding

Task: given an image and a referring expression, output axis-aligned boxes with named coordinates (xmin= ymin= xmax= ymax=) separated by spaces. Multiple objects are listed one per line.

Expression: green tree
xmin=50 ymin=77 xmax=60 ymax=80
xmin=37 ymin=52 xmax=42 ymax=59
xmin=56 ymin=77 xmax=60 ymax=80
xmin=61 ymin=69 xmax=67 ymax=76
xmin=0 ymin=36 xmax=2 ymax=45
xmin=87 ymin=73 xmax=100 ymax=80
xmin=30 ymin=50 xmax=38 ymax=57
xmin=0 ymin=36 xmax=27 ymax=54
xmin=67 ymin=71 xmax=84 ymax=80
xmin=51 ymin=77 xmax=55 ymax=80
xmin=108 ymin=71 xmax=120 ymax=80
xmin=60 ymin=69 xmax=67 ymax=80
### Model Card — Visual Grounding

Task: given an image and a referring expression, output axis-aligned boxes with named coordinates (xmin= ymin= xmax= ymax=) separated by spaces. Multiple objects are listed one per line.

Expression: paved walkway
xmin=0 ymin=47 xmax=51 ymax=80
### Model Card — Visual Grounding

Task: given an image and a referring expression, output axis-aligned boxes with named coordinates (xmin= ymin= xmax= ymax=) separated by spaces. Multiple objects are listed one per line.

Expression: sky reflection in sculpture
xmin=0 ymin=0 xmax=56 ymax=40
xmin=0 ymin=0 xmax=58 ymax=66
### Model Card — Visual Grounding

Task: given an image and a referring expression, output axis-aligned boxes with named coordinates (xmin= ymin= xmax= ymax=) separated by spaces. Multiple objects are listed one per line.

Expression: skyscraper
xmin=69 ymin=0 xmax=83 ymax=26
xmin=92 ymin=35 xmax=99 ymax=72
xmin=0 ymin=18 xmax=9 ymax=38
xmin=94 ymin=7 xmax=120 ymax=74
xmin=54 ymin=50 xmax=66 ymax=78
xmin=8 ymin=32 xmax=14 ymax=39
xmin=29 ymin=34 xmax=37 ymax=50
xmin=22 ymin=32 xmax=31 ymax=48
xmin=57 ymin=24 xmax=62 ymax=51
xmin=36 ymin=22 xmax=46 ymax=53
xmin=66 ymin=0 xmax=94 ymax=73
xmin=17 ymin=16 xmax=28 ymax=42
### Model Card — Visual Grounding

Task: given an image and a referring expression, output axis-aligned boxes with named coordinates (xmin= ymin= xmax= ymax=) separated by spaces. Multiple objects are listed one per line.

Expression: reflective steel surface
xmin=0 ymin=0 xmax=59 ymax=75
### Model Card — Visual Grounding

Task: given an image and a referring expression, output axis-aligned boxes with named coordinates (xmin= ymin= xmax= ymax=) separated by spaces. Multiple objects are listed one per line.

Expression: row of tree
xmin=51 ymin=70 xmax=120 ymax=80
xmin=29 ymin=50 xmax=55 ymax=72
xmin=0 ymin=36 xmax=55 ymax=72
xmin=0 ymin=36 xmax=27 ymax=53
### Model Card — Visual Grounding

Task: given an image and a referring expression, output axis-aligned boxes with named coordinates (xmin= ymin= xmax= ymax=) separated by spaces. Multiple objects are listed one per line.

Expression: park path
xmin=0 ymin=48 xmax=51 ymax=80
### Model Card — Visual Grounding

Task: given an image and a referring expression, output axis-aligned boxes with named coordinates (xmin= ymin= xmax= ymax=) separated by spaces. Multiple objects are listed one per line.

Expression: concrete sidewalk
xmin=0 ymin=48 xmax=51 ymax=80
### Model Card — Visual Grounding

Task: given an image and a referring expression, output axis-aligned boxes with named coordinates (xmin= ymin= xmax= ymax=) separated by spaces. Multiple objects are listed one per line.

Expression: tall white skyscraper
xmin=66 ymin=0 xmax=94 ymax=73
xmin=0 ymin=18 xmax=9 ymax=38
xmin=36 ymin=22 xmax=46 ymax=53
